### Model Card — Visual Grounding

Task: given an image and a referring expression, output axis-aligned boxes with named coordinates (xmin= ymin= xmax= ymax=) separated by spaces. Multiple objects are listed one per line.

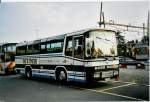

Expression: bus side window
xmin=47 ymin=40 xmax=63 ymax=53
xmin=41 ymin=44 xmax=47 ymax=53
xmin=26 ymin=45 xmax=32 ymax=54
xmin=65 ymin=37 xmax=73 ymax=56
xmin=32 ymin=44 xmax=40 ymax=54
xmin=47 ymin=42 xmax=52 ymax=52
xmin=16 ymin=46 xmax=26 ymax=55
xmin=51 ymin=41 xmax=63 ymax=53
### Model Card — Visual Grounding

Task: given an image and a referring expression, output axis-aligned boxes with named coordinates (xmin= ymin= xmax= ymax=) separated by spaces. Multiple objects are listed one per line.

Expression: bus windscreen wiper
xmin=96 ymin=37 xmax=111 ymax=42
xmin=96 ymin=37 xmax=114 ymax=45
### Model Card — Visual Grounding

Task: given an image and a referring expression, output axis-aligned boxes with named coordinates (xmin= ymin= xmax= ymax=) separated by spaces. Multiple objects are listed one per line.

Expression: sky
xmin=0 ymin=1 xmax=149 ymax=43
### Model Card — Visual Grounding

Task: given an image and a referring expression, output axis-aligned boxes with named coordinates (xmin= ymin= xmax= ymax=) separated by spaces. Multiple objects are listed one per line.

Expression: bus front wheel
xmin=56 ymin=69 xmax=67 ymax=83
xmin=4 ymin=68 xmax=9 ymax=75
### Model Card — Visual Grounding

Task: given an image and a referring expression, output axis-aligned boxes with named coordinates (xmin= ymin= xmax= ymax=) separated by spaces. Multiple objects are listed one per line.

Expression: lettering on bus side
xmin=23 ymin=58 xmax=37 ymax=64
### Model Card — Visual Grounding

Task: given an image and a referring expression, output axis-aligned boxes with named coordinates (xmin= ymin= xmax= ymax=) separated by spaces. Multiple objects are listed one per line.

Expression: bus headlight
xmin=112 ymin=64 xmax=119 ymax=68
xmin=95 ymin=66 xmax=105 ymax=70
xmin=94 ymin=72 xmax=100 ymax=78
xmin=107 ymin=64 xmax=119 ymax=69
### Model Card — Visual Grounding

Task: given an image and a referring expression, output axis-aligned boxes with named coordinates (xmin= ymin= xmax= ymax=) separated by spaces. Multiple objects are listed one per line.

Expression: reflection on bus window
xmin=85 ymin=31 xmax=117 ymax=59
xmin=47 ymin=43 xmax=51 ymax=52
xmin=65 ymin=37 xmax=73 ymax=56
xmin=41 ymin=44 xmax=46 ymax=53
xmin=41 ymin=44 xmax=46 ymax=50
xmin=47 ymin=40 xmax=63 ymax=53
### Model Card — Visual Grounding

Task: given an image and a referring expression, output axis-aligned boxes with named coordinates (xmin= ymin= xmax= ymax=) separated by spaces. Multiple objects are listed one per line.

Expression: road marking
xmin=72 ymin=86 xmax=146 ymax=101
xmin=0 ymin=75 xmax=21 ymax=78
xmin=100 ymin=91 xmax=145 ymax=101
xmin=99 ymin=83 xmax=134 ymax=92
xmin=106 ymin=80 xmax=150 ymax=87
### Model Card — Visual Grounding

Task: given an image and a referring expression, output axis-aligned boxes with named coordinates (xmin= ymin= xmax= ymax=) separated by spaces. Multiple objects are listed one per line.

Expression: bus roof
xmin=0 ymin=43 xmax=17 ymax=47
xmin=16 ymin=28 xmax=116 ymax=47
xmin=66 ymin=28 xmax=116 ymax=37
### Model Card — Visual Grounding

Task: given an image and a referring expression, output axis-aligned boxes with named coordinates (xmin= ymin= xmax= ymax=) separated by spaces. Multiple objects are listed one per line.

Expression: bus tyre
xmin=25 ymin=69 xmax=32 ymax=79
xmin=56 ymin=69 xmax=67 ymax=83
xmin=4 ymin=68 xmax=8 ymax=75
xmin=12 ymin=67 xmax=16 ymax=74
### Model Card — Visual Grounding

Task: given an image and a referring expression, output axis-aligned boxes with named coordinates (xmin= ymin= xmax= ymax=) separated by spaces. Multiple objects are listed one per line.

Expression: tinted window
xmin=26 ymin=44 xmax=40 ymax=54
xmin=26 ymin=45 xmax=32 ymax=54
xmin=41 ymin=44 xmax=47 ymax=53
xmin=0 ymin=46 xmax=2 ymax=53
xmin=65 ymin=37 xmax=73 ymax=56
xmin=16 ymin=46 xmax=26 ymax=55
xmin=47 ymin=40 xmax=63 ymax=53
xmin=41 ymin=44 xmax=46 ymax=50
xmin=47 ymin=43 xmax=51 ymax=52
xmin=32 ymin=44 xmax=40 ymax=54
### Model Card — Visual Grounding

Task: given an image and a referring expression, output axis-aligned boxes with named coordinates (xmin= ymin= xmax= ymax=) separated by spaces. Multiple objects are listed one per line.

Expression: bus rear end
xmin=132 ymin=44 xmax=149 ymax=60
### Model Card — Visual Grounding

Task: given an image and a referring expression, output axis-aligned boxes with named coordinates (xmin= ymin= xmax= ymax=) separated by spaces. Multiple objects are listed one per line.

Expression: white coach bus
xmin=15 ymin=28 xmax=119 ymax=83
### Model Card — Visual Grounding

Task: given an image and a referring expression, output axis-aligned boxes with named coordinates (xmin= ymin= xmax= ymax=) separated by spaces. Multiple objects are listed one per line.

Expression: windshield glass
xmin=5 ymin=45 xmax=16 ymax=52
xmin=0 ymin=46 xmax=2 ymax=53
xmin=85 ymin=30 xmax=117 ymax=59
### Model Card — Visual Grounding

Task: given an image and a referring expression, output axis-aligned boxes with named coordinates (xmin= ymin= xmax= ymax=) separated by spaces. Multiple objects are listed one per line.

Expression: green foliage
xmin=116 ymin=31 xmax=126 ymax=56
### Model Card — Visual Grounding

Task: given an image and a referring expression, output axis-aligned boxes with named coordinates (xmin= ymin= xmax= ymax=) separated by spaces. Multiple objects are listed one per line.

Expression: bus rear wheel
xmin=56 ymin=69 xmax=67 ymax=83
xmin=4 ymin=68 xmax=9 ymax=75
xmin=25 ymin=69 xmax=32 ymax=79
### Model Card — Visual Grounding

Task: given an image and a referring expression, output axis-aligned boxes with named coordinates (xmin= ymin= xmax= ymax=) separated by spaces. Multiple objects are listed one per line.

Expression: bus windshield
xmin=85 ymin=30 xmax=117 ymax=59
xmin=4 ymin=45 xmax=16 ymax=52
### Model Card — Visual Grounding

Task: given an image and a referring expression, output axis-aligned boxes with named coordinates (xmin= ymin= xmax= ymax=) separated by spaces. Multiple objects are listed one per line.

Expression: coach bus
xmin=0 ymin=43 xmax=17 ymax=74
xmin=15 ymin=28 xmax=119 ymax=83
xmin=132 ymin=43 xmax=149 ymax=61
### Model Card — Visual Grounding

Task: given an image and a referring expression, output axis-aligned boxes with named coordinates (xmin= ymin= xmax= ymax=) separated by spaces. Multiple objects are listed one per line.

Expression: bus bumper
xmin=93 ymin=69 xmax=119 ymax=81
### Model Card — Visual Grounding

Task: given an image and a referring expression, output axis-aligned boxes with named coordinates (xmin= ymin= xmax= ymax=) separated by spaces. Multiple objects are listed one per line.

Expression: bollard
xmin=115 ymin=75 xmax=119 ymax=81
xmin=119 ymin=64 xmax=127 ymax=69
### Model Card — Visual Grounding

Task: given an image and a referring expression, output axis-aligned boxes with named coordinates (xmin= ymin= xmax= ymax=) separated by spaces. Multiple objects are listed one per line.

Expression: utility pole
xmin=147 ymin=10 xmax=150 ymax=37
xmin=98 ymin=2 xmax=105 ymax=28
xmin=99 ymin=2 xmax=102 ymax=28
xmin=143 ymin=23 xmax=145 ymax=37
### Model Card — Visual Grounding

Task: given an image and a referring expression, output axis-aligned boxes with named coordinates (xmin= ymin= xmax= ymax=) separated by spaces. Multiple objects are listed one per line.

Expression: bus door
xmin=73 ymin=35 xmax=84 ymax=80
xmin=65 ymin=36 xmax=74 ymax=79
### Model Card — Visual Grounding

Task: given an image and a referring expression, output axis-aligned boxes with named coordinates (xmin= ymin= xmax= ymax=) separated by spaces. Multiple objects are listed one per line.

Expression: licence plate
xmin=102 ymin=71 xmax=113 ymax=78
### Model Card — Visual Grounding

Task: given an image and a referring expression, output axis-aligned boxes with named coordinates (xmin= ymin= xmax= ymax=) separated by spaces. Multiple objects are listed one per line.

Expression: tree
xmin=141 ymin=35 xmax=149 ymax=44
xmin=135 ymin=39 xmax=138 ymax=43
xmin=116 ymin=31 xmax=126 ymax=56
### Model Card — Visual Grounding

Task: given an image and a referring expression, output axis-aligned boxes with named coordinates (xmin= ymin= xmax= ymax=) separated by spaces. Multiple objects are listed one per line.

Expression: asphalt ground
xmin=119 ymin=67 xmax=149 ymax=85
xmin=0 ymin=68 xmax=149 ymax=102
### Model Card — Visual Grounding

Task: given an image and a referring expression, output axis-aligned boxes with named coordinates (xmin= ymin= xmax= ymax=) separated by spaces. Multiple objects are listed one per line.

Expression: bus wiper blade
xmin=96 ymin=37 xmax=114 ymax=45
xmin=96 ymin=37 xmax=111 ymax=42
